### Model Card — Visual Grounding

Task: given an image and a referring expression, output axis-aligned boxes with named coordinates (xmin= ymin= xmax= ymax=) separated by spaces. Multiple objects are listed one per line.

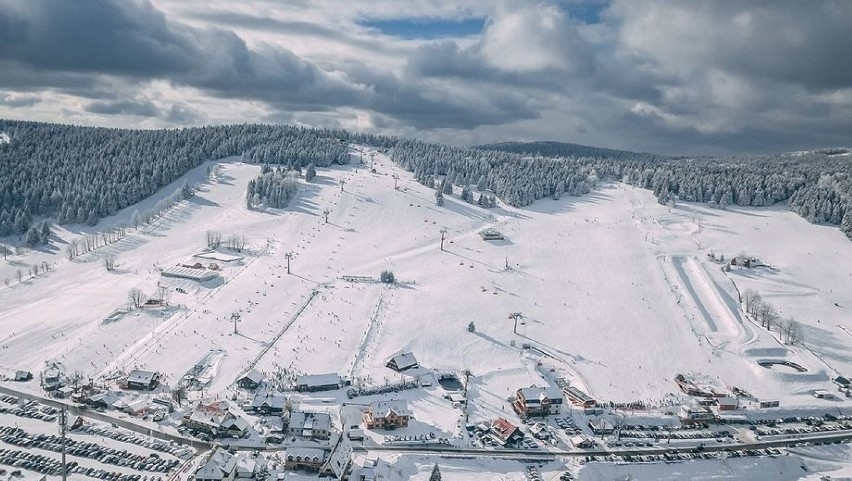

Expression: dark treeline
xmin=479 ymin=142 xmax=852 ymax=240
xmin=476 ymin=140 xmax=654 ymax=162
xmin=0 ymin=121 xmax=352 ymax=235
xmin=1 ymin=120 xmax=851 ymax=242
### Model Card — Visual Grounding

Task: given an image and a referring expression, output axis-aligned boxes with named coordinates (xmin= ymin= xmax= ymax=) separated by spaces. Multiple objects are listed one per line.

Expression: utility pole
xmin=59 ymin=404 xmax=67 ymax=481
xmin=231 ymin=312 xmax=241 ymax=335
xmin=439 ymin=228 xmax=447 ymax=251
xmin=392 ymin=174 xmax=399 ymax=190
xmin=285 ymin=252 xmax=293 ymax=274
xmin=323 ymin=209 xmax=330 ymax=223
xmin=339 ymin=179 xmax=346 ymax=193
xmin=509 ymin=312 xmax=523 ymax=334
xmin=370 ymin=153 xmax=375 ymax=170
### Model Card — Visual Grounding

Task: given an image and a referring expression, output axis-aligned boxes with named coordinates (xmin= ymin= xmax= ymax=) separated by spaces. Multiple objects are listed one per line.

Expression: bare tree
xmin=104 ymin=254 xmax=116 ymax=271
xmin=206 ymin=231 xmax=222 ymax=249
xmin=782 ymin=318 xmax=801 ymax=345
xmin=742 ymin=289 xmax=761 ymax=314
xmin=757 ymin=302 xmax=777 ymax=330
xmin=172 ymin=385 xmax=187 ymax=407
xmin=128 ymin=288 xmax=147 ymax=308
xmin=154 ymin=285 xmax=170 ymax=304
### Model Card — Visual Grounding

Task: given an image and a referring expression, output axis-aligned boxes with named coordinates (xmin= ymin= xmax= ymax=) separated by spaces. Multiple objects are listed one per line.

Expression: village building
xmin=88 ymin=391 xmax=122 ymax=410
xmin=284 ymin=447 xmax=326 ymax=472
xmin=161 ymin=266 xmax=220 ymax=282
xmin=247 ymin=391 xmax=286 ymax=415
xmin=513 ymin=386 xmax=564 ymax=417
xmin=563 ymin=385 xmax=596 ymax=407
xmin=385 ymin=351 xmax=419 ymax=372
xmin=570 ymin=434 xmax=595 ymax=449
xmin=234 ymin=455 xmax=257 ymax=479
xmin=41 ymin=364 xmax=64 ymax=391
xmin=295 ymin=373 xmax=341 ymax=392
xmin=350 ymin=455 xmax=393 ymax=481
xmin=182 ymin=409 xmax=235 ymax=435
xmin=364 ymin=400 xmax=411 ymax=430
xmin=321 ymin=434 xmax=354 ymax=479
xmin=716 ymin=397 xmax=738 ymax=411
xmin=588 ymin=418 xmax=615 ymax=435
xmin=237 ymin=369 xmax=264 ymax=390
xmin=195 ymin=449 xmax=237 ymax=481
xmin=126 ymin=370 xmax=160 ymax=390
xmin=679 ymin=405 xmax=716 ymax=423
xmin=288 ymin=411 xmax=332 ymax=440
xmin=219 ymin=416 xmax=250 ymax=438
xmin=13 ymin=370 xmax=32 ymax=382
xmin=834 ymin=376 xmax=851 ymax=390
xmin=112 ymin=397 xmax=150 ymax=416
xmin=490 ymin=418 xmax=523 ymax=447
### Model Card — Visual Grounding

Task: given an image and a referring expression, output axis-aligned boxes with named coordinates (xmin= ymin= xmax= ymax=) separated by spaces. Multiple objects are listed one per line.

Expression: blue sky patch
xmin=359 ymin=17 xmax=485 ymax=40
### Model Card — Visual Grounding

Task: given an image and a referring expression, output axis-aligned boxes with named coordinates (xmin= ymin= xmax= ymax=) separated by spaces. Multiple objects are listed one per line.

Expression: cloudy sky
xmin=1 ymin=0 xmax=851 ymax=155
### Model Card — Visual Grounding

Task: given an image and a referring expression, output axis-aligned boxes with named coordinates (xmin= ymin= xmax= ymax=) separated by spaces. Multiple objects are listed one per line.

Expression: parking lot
xmin=0 ymin=394 xmax=193 ymax=480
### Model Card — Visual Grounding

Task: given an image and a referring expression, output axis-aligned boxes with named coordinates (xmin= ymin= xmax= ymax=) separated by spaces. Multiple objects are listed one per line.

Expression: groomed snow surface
xmin=1 ymin=148 xmax=852 ymax=479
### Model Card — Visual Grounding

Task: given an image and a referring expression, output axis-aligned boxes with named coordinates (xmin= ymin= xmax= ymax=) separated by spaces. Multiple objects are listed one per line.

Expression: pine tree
xmin=442 ymin=180 xmax=453 ymax=195
xmin=25 ymin=226 xmax=41 ymax=246
xmin=842 ymin=209 xmax=852 ymax=240
xmin=429 ymin=463 xmax=442 ymax=481
xmin=435 ymin=189 xmax=444 ymax=206
xmin=305 ymin=163 xmax=317 ymax=182
xmin=40 ymin=220 xmax=51 ymax=240
xmin=13 ymin=211 xmax=29 ymax=234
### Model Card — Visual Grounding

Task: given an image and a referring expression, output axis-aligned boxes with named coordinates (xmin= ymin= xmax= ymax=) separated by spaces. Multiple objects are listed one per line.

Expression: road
xmin=355 ymin=428 xmax=852 ymax=461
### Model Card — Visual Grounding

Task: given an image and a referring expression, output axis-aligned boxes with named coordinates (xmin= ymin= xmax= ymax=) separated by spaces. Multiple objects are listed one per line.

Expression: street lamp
xmin=392 ymin=174 xmax=399 ymax=190
xmin=285 ymin=252 xmax=293 ymax=274
xmin=323 ymin=209 xmax=330 ymax=223
xmin=439 ymin=228 xmax=448 ymax=251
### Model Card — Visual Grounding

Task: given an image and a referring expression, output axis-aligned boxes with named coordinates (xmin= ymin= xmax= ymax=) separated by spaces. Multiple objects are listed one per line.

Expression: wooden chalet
xmin=364 ymin=400 xmax=411 ymax=430
xmin=386 ymin=351 xmax=419 ymax=372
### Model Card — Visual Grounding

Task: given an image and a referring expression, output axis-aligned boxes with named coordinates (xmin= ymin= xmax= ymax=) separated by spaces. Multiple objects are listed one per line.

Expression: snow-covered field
xmin=1 ymin=147 xmax=852 ymax=478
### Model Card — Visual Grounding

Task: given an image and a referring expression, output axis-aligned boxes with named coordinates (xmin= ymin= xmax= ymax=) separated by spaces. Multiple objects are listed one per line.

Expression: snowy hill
xmin=1 ymin=146 xmax=852 ymax=479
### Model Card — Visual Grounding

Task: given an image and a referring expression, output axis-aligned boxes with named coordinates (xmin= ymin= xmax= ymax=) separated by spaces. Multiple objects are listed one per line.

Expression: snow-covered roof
xmin=196 ymin=449 xmax=236 ymax=481
xmin=127 ymin=370 xmax=157 ymax=384
xmin=386 ymin=351 xmax=418 ymax=371
xmin=289 ymin=411 xmax=331 ymax=433
xmin=240 ymin=369 xmax=264 ymax=385
xmin=570 ymin=434 xmax=592 ymax=447
xmin=161 ymin=266 xmax=219 ymax=281
xmin=285 ymin=447 xmax=325 ymax=462
xmin=369 ymin=400 xmax=411 ymax=418
xmin=220 ymin=416 xmax=249 ymax=432
xmin=250 ymin=391 xmax=286 ymax=409
xmin=491 ymin=418 xmax=519 ymax=442
xmin=296 ymin=373 xmax=340 ymax=388
xmin=235 ymin=455 xmax=256 ymax=477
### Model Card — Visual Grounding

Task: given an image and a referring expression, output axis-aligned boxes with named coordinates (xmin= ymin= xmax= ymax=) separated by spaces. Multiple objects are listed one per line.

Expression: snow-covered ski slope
xmin=1 ymin=147 xmax=851 ymax=411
